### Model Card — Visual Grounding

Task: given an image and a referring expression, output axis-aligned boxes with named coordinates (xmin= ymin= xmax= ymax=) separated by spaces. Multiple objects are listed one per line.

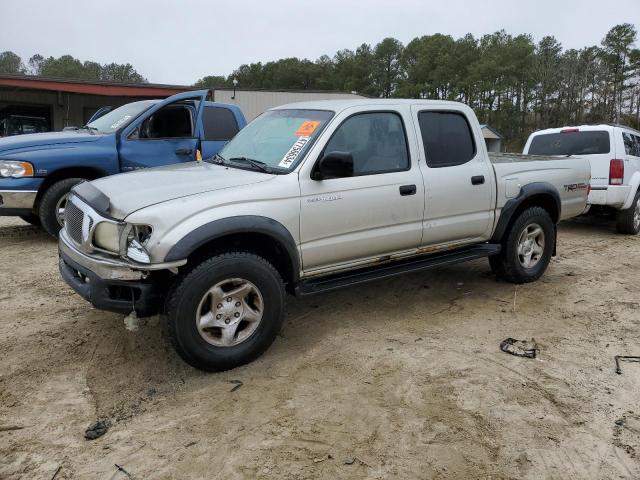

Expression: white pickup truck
xmin=524 ymin=124 xmax=640 ymax=234
xmin=58 ymin=99 xmax=590 ymax=371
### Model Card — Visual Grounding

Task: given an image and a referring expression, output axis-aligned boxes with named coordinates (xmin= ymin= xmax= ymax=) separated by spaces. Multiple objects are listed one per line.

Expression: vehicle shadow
xmin=559 ymin=213 xmax=618 ymax=235
xmin=0 ymin=219 xmax=53 ymax=244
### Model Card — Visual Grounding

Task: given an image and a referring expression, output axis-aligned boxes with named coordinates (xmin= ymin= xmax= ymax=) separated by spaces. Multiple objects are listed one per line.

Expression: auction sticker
xmin=295 ymin=120 xmax=321 ymax=137
xmin=110 ymin=115 xmax=132 ymax=129
xmin=278 ymin=136 xmax=310 ymax=168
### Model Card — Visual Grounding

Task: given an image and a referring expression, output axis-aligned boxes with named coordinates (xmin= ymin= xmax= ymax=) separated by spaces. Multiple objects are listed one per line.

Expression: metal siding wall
xmin=213 ymin=90 xmax=363 ymax=121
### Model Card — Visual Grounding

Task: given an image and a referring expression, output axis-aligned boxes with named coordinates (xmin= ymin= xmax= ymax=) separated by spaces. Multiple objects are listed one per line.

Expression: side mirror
xmin=312 ymin=151 xmax=354 ymax=180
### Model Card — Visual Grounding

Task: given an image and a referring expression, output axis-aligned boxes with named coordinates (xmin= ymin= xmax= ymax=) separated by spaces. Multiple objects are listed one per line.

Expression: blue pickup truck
xmin=0 ymin=89 xmax=246 ymax=236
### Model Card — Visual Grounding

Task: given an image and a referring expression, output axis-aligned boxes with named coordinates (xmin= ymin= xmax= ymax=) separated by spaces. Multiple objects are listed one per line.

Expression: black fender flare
xmin=491 ymin=182 xmax=561 ymax=243
xmin=164 ymin=215 xmax=300 ymax=281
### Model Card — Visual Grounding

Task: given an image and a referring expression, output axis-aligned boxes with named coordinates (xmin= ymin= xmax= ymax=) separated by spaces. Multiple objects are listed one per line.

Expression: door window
xmin=138 ymin=105 xmax=193 ymax=139
xmin=322 ymin=112 xmax=409 ymax=175
xmin=203 ymin=107 xmax=239 ymax=141
xmin=418 ymin=111 xmax=476 ymax=168
xmin=623 ymin=132 xmax=640 ymax=157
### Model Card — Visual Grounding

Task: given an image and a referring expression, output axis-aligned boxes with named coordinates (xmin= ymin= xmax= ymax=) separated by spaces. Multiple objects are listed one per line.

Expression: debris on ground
xmin=313 ymin=454 xmax=332 ymax=463
xmin=344 ymin=457 xmax=355 ymax=465
xmin=114 ymin=463 xmax=133 ymax=478
xmin=123 ymin=311 xmax=142 ymax=332
xmin=0 ymin=425 xmax=25 ymax=432
xmin=500 ymin=338 xmax=538 ymax=359
xmin=228 ymin=379 xmax=243 ymax=392
xmin=50 ymin=466 xmax=61 ymax=480
xmin=614 ymin=355 xmax=640 ymax=375
xmin=84 ymin=420 xmax=109 ymax=440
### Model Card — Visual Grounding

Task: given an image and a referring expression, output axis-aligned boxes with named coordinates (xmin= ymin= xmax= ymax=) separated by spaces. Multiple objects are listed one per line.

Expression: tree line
xmin=1 ymin=23 xmax=638 ymax=148
xmin=0 ymin=52 xmax=146 ymax=84
xmin=195 ymin=24 xmax=640 ymax=148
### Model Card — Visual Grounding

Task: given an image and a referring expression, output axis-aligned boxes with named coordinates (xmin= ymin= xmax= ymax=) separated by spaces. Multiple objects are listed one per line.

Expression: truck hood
xmin=0 ymin=131 xmax=103 ymax=154
xmin=87 ymin=162 xmax=277 ymax=219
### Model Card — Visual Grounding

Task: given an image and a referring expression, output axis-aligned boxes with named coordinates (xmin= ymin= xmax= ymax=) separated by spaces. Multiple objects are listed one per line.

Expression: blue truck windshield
xmin=87 ymin=100 xmax=156 ymax=133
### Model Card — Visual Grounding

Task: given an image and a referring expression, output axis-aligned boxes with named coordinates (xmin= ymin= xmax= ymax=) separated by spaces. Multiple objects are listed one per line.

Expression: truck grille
xmin=65 ymin=200 xmax=91 ymax=244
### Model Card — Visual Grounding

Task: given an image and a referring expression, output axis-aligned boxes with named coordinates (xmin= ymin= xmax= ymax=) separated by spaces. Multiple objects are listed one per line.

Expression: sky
xmin=1 ymin=0 xmax=639 ymax=85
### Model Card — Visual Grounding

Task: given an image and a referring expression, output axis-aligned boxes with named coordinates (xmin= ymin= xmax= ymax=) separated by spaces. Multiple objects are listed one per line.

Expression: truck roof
xmin=270 ymin=98 xmax=468 ymax=113
xmin=531 ymin=124 xmax=640 ymax=136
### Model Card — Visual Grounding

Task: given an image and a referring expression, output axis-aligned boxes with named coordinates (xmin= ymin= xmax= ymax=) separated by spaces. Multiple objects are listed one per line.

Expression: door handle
xmin=471 ymin=175 xmax=485 ymax=185
xmin=399 ymin=184 xmax=417 ymax=196
xmin=175 ymin=148 xmax=193 ymax=156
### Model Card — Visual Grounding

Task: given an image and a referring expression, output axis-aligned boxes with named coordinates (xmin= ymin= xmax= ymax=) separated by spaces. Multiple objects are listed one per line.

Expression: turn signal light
xmin=609 ymin=159 xmax=624 ymax=185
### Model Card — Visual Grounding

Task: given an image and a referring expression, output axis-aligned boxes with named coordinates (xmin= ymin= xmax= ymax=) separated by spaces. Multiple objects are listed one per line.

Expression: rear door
xmin=413 ymin=106 xmax=494 ymax=246
xmin=117 ymin=90 xmax=208 ymax=171
xmin=622 ymin=130 xmax=640 ymax=184
xmin=200 ymin=105 xmax=241 ymax=158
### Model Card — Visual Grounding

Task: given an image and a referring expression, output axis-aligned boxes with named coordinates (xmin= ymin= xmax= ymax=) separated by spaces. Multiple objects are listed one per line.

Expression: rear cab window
xmin=417 ymin=111 xmax=476 ymax=167
xmin=528 ymin=130 xmax=610 ymax=156
xmin=203 ymin=107 xmax=240 ymax=141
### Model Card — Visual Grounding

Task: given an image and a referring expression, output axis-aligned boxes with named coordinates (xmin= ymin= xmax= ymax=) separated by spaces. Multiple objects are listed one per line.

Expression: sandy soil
xmin=1 ymin=215 xmax=639 ymax=479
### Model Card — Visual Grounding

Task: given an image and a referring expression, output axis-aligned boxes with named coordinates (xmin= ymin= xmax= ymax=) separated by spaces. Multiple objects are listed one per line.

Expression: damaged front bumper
xmin=58 ymin=231 xmax=184 ymax=316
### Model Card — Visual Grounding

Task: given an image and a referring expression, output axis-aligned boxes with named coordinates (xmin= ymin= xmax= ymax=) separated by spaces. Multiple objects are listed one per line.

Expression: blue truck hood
xmin=0 ymin=131 xmax=104 ymax=155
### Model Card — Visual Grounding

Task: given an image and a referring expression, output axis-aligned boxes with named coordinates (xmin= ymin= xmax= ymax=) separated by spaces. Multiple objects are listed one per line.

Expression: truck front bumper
xmin=58 ymin=231 xmax=183 ymax=317
xmin=0 ymin=177 xmax=45 ymax=215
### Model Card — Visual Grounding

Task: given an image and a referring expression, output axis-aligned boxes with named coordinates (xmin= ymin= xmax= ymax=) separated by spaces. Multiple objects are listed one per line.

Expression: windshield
xmin=87 ymin=100 xmax=156 ymax=133
xmin=216 ymin=109 xmax=334 ymax=171
xmin=528 ymin=131 xmax=610 ymax=156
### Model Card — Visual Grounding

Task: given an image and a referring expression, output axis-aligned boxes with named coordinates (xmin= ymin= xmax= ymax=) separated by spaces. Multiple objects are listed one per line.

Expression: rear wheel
xmin=490 ymin=206 xmax=554 ymax=284
xmin=166 ymin=252 xmax=285 ymax=372
xmin=615 ymin=190 xmax=640 ymax=235
xmin=38 ymin=178 xmax=85 ymax=238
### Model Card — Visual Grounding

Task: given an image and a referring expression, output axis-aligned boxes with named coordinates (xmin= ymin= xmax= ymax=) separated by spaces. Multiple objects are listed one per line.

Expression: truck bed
xmin=489 ymin=152 xmax=569 ymax=163
xmin=489 ymin=152 xmax=591 ymax=221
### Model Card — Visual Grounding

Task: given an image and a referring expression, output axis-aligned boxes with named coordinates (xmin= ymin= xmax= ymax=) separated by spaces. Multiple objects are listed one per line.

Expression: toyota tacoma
xmin=58 ymin=99 xmax=590 ymax=371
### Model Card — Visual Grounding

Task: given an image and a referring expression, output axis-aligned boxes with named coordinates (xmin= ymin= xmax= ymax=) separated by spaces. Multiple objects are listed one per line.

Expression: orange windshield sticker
xmin=295 ymin=120 xmax=321 ymax=137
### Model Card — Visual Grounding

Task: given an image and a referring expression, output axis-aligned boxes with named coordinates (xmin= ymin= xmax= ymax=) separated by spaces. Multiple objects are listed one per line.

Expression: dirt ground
xmin=1 ymin=215 xmax=639 ymax=480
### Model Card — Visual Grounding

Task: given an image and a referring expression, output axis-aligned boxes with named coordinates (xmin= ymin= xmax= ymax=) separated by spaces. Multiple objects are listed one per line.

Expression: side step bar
xmin=295 ymin=244 xmax=501 ymax=297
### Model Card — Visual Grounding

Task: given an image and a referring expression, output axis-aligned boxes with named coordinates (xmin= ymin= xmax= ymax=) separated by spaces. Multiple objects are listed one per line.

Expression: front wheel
xmin=615 ymin=190 xmax=640 ymax=235
xmin=490 ymin=206 xmax=555 ymax=284
xmin=38 ymin=178 xmax=85 ymax=238
xmin=165 ymin=252 xmax=285 ymax=372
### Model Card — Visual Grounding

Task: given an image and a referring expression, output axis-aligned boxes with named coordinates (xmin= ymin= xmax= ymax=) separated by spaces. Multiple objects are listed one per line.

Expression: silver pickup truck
xmin=58 ymin=99 xmax=590 ymax=371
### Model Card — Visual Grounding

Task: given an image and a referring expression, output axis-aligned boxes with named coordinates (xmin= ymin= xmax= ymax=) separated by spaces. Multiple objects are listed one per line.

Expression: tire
xmin=615 ymin=190 xmax=640 ymax=235
xmin=38 ymin=178 xmax=85 ymax=238
xmin=166 ymin=252 xmax=285 ymax=372
xmin=19 ymin=214 xmax=41 ymax=227
xmin=490 ymin=206 xmax=554 ymax=284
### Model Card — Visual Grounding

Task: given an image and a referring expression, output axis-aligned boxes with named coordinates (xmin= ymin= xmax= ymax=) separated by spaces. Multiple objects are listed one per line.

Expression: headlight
xmin=93 ymin=221 xmax=153 ymax=262
xmin=0 ymin=160 xmax=34 ymax=178
xmin=93 ymin=222 xmax=121 ymax=253
xmin=126 ymin=224 xmax=153 ymax=263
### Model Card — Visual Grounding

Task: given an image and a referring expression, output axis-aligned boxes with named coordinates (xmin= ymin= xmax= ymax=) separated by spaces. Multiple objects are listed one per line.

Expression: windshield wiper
xmin=77 ymin=125 xmax=99 ymax=133
xmin=227 ymin=157 xmax=273 ymax=173
xmin=206 ymin=153 xmax=227 ymax=165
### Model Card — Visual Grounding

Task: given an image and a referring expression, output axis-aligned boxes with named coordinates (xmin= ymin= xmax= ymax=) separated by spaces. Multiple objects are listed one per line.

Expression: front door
xmin=118 ymin=90 xmax=208 ymax=171
xmin=299 ymin=110 xmax=425 ymax=272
